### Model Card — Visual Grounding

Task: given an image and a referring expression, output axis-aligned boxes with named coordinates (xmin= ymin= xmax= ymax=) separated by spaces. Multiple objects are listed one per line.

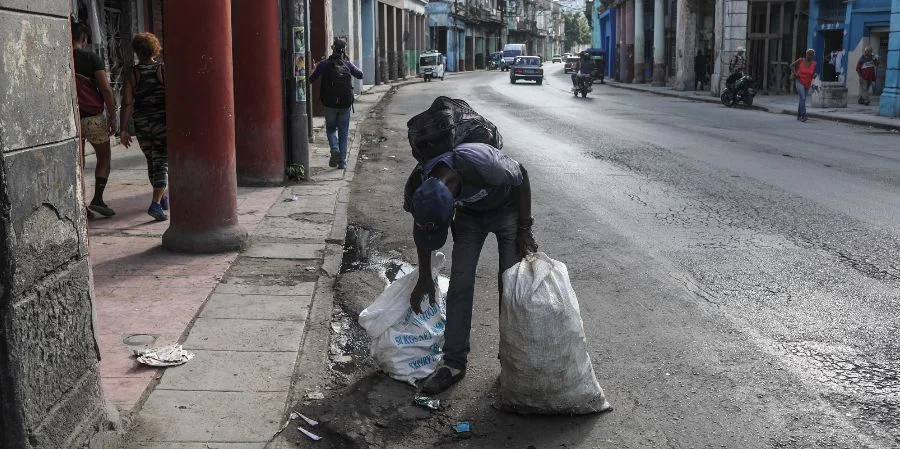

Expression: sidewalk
xmin=606 ymin=81 xmax=900 ymax=131
xmin=81 ymin=82 xmax=413 ymax=448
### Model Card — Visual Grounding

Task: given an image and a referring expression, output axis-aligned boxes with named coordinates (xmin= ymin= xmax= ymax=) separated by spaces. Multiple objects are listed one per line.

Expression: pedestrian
xmin=694 ymin=49 xmax=707 ymax=90
xmin=828 ymin=46 xmax=845 ymax=82
xmin=72 ymin=21 xmax=117 ymax=218
xmin=727 ymin=46 xmax=746 ymax=87
xmin=119 ymin=32 xmax=169 ymax=221
xmin=790 ymin=48 xmax=818 ymax=122
xmin=856 ymin=47 xmax=879 ymax=105
xmin=404 ymin=142 xmax=539 ymax=395
xmin=309 ymin=38 xmax=363 ymax=169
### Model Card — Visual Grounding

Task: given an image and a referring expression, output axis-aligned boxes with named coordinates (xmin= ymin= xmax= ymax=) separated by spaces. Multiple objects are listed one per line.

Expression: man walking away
xmin=856 ymin=47 xmax=879 ymax=105
xmin=727 ymin=46 xmax=746 ymax=87
xmin=309 ymin=38 xmax=364 ymax=169
xmin=73 ymin=22 xmax=118 ymax=217
xmin=694 ymin=49 xmax=707 ymax=90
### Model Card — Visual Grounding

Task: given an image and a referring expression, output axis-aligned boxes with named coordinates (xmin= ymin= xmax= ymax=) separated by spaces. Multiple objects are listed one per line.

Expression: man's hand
xmin=409 ymin=273 xmax=436 ymax=315
xmin=120 ymin=130 xmax=132 ymax=148
xmin=516 ymin=227 xmax=538 ymax=259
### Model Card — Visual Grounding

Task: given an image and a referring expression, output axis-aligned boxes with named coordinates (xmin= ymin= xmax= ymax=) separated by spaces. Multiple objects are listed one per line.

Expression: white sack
xmin=497 ymin=252 xmax=611 ymax=414
xmin=359 ymin=252 xmax=447 ymax=384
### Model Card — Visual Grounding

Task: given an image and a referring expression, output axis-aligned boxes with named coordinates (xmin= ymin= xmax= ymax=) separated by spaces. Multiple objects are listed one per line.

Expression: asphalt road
xmin=332 ymin=63 xmax=900 ymax=449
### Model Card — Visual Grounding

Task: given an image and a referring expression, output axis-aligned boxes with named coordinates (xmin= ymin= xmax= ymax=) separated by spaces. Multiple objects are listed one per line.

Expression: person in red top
xmin=856 ymin=47 xmax=879 ymax=105
xmin=791 ymin=49 xmax=818 ymax=122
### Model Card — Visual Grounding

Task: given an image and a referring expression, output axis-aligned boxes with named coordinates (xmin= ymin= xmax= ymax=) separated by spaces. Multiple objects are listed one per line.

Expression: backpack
xmin=322 ymin=58 xmax=354 ymax=108
xmin=406 ymin=96 xmax=503 ymax=163
xmin=75 ymin=73 xmax=105 ymax=116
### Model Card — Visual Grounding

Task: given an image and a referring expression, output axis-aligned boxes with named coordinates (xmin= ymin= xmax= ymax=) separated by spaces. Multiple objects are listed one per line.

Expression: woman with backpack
xmin=309 ymin=38 xmax=364 ymax=169
xmin=119 ymin=32 xmax=170 ymax=221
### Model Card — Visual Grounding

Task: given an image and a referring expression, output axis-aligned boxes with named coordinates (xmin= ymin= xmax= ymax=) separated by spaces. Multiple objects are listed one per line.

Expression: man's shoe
xmin=89 ymin=201 xmax=116 ymax=217
xmin=338 ymin=162 xmax=346 ymax=170
xmin=160 ymin=195 xmax=169 ymax=211
xmin=421 ymin=366 xmax=465 ymax=395
xmin=148 ymin=202 xmax=168 ymax=221
xmin=329 ymin=152 xmax=339 ymax=167
xmin=86 ymin=207 xmax=95 ymax=220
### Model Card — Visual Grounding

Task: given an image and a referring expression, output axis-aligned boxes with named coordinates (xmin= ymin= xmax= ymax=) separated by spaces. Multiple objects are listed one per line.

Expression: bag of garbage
xmin=407 ymin=96 xmax=503 ymax=163
xmin=359 ymin=252 xmax=447 ymax=385
xmin=496 ymin=252 xmax=611 ymax=414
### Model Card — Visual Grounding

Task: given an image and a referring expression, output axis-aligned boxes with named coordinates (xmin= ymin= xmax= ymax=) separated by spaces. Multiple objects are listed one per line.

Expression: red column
xmin=162 ymin=0 xmax=248 ymax=253
xmin=233 ymin=0 xmax=286 ymax=186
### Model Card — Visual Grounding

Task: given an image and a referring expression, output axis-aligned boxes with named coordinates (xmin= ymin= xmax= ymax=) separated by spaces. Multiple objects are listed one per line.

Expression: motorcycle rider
xmin=571 ymin=51 xmax=595 ymax=90
xmin=727 ymin=46 xmax=746 ymax=87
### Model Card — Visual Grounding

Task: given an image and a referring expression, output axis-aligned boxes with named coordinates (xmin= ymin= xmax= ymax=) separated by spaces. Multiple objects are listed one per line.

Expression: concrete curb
xmin=606 ymin=81 xmax=900 ymax=131
xmin=269 ymin=80 xmax=414 ymax=448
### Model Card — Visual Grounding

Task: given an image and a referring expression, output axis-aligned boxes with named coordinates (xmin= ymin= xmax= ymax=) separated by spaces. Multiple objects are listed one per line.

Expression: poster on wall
xmin=293 ymin=53 xmax=306 ymax=77
xmin=295 ymin=77 xmax=307 ymax=102
xmin=293 ymin=27 xmax=305 ymax=53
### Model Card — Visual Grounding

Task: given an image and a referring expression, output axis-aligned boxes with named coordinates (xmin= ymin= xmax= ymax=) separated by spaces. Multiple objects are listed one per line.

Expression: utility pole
xmin=284 ymin=0 xmax=310 ymax=178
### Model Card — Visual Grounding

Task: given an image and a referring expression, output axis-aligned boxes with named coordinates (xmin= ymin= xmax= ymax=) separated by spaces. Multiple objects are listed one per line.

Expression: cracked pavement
xmin=290 ymin=65 xmax=900 ymax=449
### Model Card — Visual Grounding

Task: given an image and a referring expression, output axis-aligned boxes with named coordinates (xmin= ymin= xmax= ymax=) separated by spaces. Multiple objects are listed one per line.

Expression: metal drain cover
xmin=123 ymin=334 xmax=158 ymax=346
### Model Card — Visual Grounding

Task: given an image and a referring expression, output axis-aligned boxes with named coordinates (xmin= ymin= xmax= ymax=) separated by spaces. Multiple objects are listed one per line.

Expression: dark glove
xmin=516 ymin=227 xmax=538 ymax=259
xmin=409 ymin=274 xmax=435 ymax=315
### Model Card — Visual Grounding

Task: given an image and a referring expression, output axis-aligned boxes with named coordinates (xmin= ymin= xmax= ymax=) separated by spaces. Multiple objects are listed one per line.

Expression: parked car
xmin=564 ymin=56 xmax=579 ymax=74
xmin=509 ymin=56 xmax=544 ymax=85
xmin=551 ymin=54 xmax=562 ymax=63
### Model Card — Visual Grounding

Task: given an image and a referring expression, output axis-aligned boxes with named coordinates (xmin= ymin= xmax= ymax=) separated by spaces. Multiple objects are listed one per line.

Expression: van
xmin=501 ymin=44 xmax=527 ymax=71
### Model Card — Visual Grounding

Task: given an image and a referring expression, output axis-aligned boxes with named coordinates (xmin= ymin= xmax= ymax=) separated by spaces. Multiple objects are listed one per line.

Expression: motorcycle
xmin=572 ymin=74 xmax=593 ymax=98
xmin=721 ymin=74 xmax=756 ymax=107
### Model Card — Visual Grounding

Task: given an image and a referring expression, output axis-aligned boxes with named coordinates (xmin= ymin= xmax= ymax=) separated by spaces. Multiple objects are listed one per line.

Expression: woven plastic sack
xmin=496 ymin=252 xmax=611 ymax=414
xmin=407 ymin=96 xmax=503 ymax=163
xmin=359 ymin=252 xmax=447 ymax=385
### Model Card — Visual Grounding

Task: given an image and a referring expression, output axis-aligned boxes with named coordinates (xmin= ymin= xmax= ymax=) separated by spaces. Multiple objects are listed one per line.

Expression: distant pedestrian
xmin=309 ymin=38 xmax=363 ymax=170
xmin=72 ymin=22 xmax=117 ymax=218
xmin=828 ymin=46 xmax=845 ymax=82
xmin=119 ymin=32 xmax=169 ymax=221
xmin=694 ymin=49 xmax=708 ymax=90
xmin=727 ymin=46 xmax=746 ymax=87
xmin=791 ymin=49 xmax=818 ymax=122
xmin=856 ymin=47 xmax=879 ymax=105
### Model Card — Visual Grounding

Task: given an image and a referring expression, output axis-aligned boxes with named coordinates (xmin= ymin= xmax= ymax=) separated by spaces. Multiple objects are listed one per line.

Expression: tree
xmin=563 ymin=12 xmax=591 ymax=51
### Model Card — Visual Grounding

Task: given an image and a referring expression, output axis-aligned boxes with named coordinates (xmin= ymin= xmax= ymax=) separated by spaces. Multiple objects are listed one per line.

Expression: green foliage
xmin=563 ymin=12 xmax=591 ymax=50
xmin=286 ymin=163 xmax=306 ymax=180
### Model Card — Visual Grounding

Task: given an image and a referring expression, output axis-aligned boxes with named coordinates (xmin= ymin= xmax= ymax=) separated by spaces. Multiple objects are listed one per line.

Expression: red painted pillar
xmin=233 ymin=0 xmax=286 ymax=186
xmin=162 ymin=0 xmax=248 ymax=253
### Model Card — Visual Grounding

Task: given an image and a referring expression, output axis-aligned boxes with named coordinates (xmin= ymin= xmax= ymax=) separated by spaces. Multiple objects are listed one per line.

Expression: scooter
xmin=721 ymin=75 xmax=756 ymax=107
xmin=572 ymin=75 xmax=593 ymax=98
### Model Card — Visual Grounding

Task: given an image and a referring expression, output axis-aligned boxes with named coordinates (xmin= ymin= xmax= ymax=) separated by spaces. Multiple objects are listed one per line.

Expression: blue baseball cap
xmin=412 ymin=177 xmax=454 ymax=251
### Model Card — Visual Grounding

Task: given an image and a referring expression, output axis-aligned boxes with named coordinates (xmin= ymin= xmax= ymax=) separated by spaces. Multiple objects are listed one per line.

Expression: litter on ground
xmin=133 ymin=344 xmax=194 ymax=367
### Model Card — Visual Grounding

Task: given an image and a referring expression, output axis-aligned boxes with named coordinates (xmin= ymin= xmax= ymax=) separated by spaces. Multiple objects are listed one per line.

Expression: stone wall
xmin=0 ymin=1 xmax=109 ymax=448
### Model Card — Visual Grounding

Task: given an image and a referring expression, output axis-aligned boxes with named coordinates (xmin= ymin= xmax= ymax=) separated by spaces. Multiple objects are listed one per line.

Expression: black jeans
xmin=443 ymin=206 xmax=520 ymax=370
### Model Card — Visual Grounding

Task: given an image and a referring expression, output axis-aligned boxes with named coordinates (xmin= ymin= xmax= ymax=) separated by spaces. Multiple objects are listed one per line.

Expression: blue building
xmin=593 ymin=2 xmax=617 ymax=80
xmin=808 ymin=0 xmax=899 ymax=115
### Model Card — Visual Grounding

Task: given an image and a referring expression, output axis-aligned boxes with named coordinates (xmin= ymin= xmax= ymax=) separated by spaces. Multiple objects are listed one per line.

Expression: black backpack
xmin=322 ymin=58 xmax=354 ymax=108
xmin=406 ymin=96 xmax=503 ymax=163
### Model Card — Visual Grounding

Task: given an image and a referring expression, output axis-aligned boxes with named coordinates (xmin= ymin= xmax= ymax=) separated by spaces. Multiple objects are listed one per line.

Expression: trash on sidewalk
xmin=496 ymin=252 xmax=612 ymax=415
xmin=414 ymin=394 xmax=445 ymax=411
xmin=298 ymin=426 xmax=322 ymax=441
xmin=453 ymin=421 xmax=471 ymax=433
xmin=133 ymin=344 xmax=194 ymax=367
xmin=306 ymin=390 xmax=325 ymax=400
xmin=283 ymin=195 xmax=300 ymax=202
xmin=358 ymin=252 xmax=448 ymax=385
xmin=295 ymin=412 xmax=319 ymax=426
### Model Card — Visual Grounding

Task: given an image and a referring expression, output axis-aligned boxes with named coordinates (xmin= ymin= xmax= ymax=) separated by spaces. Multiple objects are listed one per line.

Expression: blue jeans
xmin=443 ymin=206 xmax=520 ymax=370
xmin=324 ymin=106 xmax=351 ymax=164
xmin=796 ymin=80 xmax=809 ymax=117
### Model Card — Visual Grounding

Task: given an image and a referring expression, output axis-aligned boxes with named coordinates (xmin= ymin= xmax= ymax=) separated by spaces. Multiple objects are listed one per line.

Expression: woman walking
xmin=791 ymin=49 xmax=817 ymax=122
xmin=120 ymin=32 xmax=169 ymax=221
